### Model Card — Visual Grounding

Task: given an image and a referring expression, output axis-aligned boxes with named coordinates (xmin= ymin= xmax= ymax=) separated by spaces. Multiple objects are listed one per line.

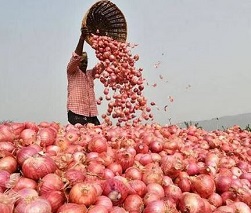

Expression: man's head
xmin=79 ymin=52 xmax=88 ymax=73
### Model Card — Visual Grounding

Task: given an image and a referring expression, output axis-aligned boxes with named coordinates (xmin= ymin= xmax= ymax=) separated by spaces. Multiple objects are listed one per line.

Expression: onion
xmin=123 ymin=194 xmax=144 ymax=212
xmin=16 ymin=188 xmax=39 ymax=205
xmin=190 ymin=174 xmax=216 ymax=198
xmin=64 ymin=130 xmax=80 ymax=143
xmin=20 ymin=128 xmax=37 ymax=146
xmin=0 ymin=171 xmax=10 ymax=190
xmin=163 ymin=184 xmax=182 ymax=203
xmin=87 ymin=161 xmax=105 ymax=179
xmin=0 ymin=142 xmax=15 ymax=153
xmin=215 ymin=175 xmax=232 ymax=193
xmin=88 ymin=136 xmax=108 ymax=153
xmin=12 ymin=177 xmax=37 ymax=191
xmin=95 ymin=195 xmax=113 ymax=211
xmin=22 ymin=154 xmax=57 ymax=180
xmin=69 ymin=183 xmax=97 ymax=207
xmin=116 ymin=149 xmax=134 ymax=171
xmin=16 ymin=146 xmax=39 ymax=165
xmin=142 ymin=163 xmax=163 ymax=184
xmin=143 ymin=200 xmax=178 ymax=213
xmin=0 ymin=191 xmax=18 ymax=213
xmin=146 ymin=183 xmax=164 ymax=198
xmin=0 ymin=124 xmax=14 ymax=142
xmin=178 ymin=192 xmax=206 ymax=213
xmin=207 ymin=192 xmax=223 ymax=208
xmin=15 ymin=197 xmax=52 ymax=213
xmin=129 ymin=180 xmax=147 ymax=197
xmin=0 ymin=155 xmax=17 ymax=173
xmin=64 ymin=169 xmax=86 ymax=186
xmin=124 ymin=166 xmax=142 ymax=180
xmin=38 ymin=127 xmax=56 ymax=147
xmin=102 ymin=178 xmax=129 ymax=205
xmin=56 ymin=203 xmax=88 ymax=213
xmin=38 ymin=173 xmax=64 ymax=195
xmin=107 ymin=162 xmax=123 ymax=175
xmin=41 ymin=190 xmax=66 ymax=212
xmin=88 ymin=205 xmax=109 ymax=213
xmin=143 ymin=192 xmax=161 ymax=206
xmin=110 ymin=206 xmax=128 ymax=213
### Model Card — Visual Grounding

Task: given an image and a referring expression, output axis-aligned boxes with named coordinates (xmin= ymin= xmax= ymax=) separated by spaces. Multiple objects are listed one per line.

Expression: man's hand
xmin=80 ymin=27 xmax=90 ymax=40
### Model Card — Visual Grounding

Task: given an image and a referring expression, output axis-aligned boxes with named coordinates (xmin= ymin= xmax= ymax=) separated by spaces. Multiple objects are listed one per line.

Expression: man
xmin=66 ymin=27 xmax=101 ymax=125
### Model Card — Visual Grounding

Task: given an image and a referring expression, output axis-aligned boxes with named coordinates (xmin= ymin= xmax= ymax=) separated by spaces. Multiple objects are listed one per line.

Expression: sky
xmin=1 ymin=0 xmax=251 ymax=126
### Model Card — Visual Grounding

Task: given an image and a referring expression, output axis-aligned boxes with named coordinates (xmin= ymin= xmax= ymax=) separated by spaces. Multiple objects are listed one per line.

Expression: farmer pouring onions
xmin=66 ymin=27 xmax=103 ymax=126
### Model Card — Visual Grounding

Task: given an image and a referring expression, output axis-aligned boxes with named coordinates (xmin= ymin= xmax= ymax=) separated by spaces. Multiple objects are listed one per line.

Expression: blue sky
xmin=1 ymin=0 xmax=251 ymax=125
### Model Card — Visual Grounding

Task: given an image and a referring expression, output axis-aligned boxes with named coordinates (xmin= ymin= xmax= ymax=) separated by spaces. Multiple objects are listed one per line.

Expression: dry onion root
xmin=90 ymin=34 xmax=153 ymax=126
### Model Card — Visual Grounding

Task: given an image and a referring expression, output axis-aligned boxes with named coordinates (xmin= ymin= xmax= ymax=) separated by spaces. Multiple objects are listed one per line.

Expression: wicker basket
xmin=82 ymin=0 xmax=127 ymax=45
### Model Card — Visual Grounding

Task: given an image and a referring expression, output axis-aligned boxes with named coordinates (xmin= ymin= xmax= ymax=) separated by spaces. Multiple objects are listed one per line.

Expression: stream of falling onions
xmin=90 ymin=35 xmax=154 ymax=126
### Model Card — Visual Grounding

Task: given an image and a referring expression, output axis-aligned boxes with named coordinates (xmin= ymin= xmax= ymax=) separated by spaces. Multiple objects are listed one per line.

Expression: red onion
xmin=116 ymin=149 xmax=134 ymax=171
xmin=190 ymin=174 xmax=216 ymax=198
xmin=16 ymin=188 xmax=38 ymax=205
xmin=129 ymin=180 xmax=147 ymax=197
xmin=240 ymin=172 xmax=251 ymax=183
xmin=12 ymin=177 xmax=37 ymax=191
xmin=0 ymin=142 xmax=15 ymax=153
xmin=87 ymin=161 xmax=105 ymax=178
xmin=214 ymin=205 xmax=236 ymax=213
xmin=38 ymin=173 xmax=64 ymax=195
xmin=207 ymin=192 xmax=223 ymax=208
xmin=231 ymin=201 xmax=251 ymax=212
xmin=41 ymin=190 xmax=66 ymax=212
xmin=163 ymin=184 xmax=182 ymax=203
xmin=88 ymin=136 xmax=108 ymax=153
xmin=38 ymin=127 xmax=56 ymax=147
xmin=144 ymin=200 xmax=178 ymax=213
xmin=146 ymin=183 xmax=164 ymax=198
xmin=88 ymin=205 xmax=108 ymax=213
xmin=65 ymin=130 xmax=80 ymax=143
xmin=110 ymin=206 xmax=128 ymax=213
xmin=0 ymin=192 xmax=17 ymax=213
xmin=107 ymin=162 xmax=123 ymax=175
xmin=64 ymin=169 xmax=86 ymax=186
xmin=178 ymin=192 xmax=206 ymax=213
xmin=124 ymin=166 xmax=142 ymax=180
xmin=0 ymin=170 xmax=10 ymax=190
xmin=69 ymin=183 xmax=98 ymax=207
xmin=95 ymin=195 xmax=113 ymax=211
xmin=15 ymin=197 xmax=52 ymax=213
xmin=102 ymin=178 xmax=129 ymax=205
xmin=0 ymin=124 xmax=14 ymax=142
xmin=9 ymin=122 xmax=26 ymax=139
xmin=142 ymin=163 xmax=163 ymax=184
xmin=56 ymin=203 xmax=88 ymax=213
xmin=22 ymin=154 xmax=57 ymax=180
xmin=0 ymin=155 xmax=17 ymax=174
xmin=16 ymin=146 xmax=39 ymax=165
xmin=135 ymin=143 xmax=149 ymax=154
xmin=20 ymin=128 xmax=37 ymax=146
xmin=123 ymin=194 xmax=144 ymax=212
xmin=215 ymin=175 xmax=232 ymax=193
